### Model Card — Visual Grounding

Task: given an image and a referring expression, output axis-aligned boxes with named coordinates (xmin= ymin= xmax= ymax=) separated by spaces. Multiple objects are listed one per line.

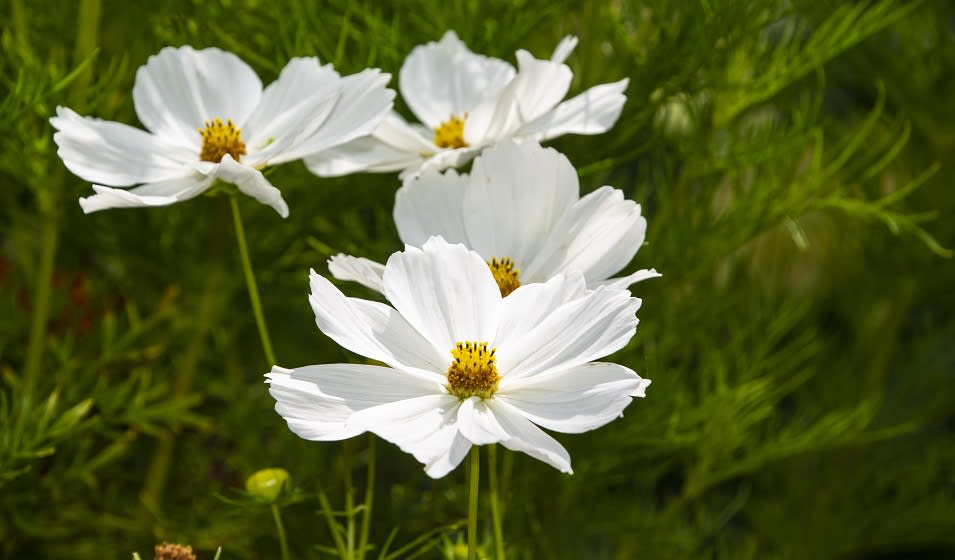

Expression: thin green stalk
xmin=344 ymin=441 xmax=356 ymax=558
xmin=271 ymin=503 xmax=291 ymax=560
xmin=229 ymin=196 xmax=276 ymax=365
xmin=22 ymin=217 xmax=58 ymax=397
xmin=488 ymin=444 xmax=505 ymax=560
xmin=468 ymin=446 xmax=480 ymax=560
xmin=317 ymin=481 xmax=348 ymax=557
xmin=357 ymin=435 xmax=376 ymax=560
xmin=22 ymin=0 xmax=101 ymax=397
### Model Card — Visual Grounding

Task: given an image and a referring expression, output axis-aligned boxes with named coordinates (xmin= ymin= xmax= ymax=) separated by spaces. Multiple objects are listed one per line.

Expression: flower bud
xmin=245 ymin=467 xmax=290 ymax=503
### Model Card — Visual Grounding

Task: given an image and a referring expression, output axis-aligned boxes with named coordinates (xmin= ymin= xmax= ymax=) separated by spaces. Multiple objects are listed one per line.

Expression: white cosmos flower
xmin=328 ymin=140 xmax=660 ymax=297
xmin=305 ymin=31 xmax=629 ymax=179
xmin=267 ymin=237 xmax=649 ymax=478
xmin=51 ymin=45 xmax=395 ymax=218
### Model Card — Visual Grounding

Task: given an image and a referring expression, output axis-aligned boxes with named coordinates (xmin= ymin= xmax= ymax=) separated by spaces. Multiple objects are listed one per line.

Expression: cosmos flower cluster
xmin=53 ymin=33 xmax=658 ymax=478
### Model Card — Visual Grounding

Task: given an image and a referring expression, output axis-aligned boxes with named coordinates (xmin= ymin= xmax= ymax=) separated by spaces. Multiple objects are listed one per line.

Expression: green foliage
xmin=1 ymin=0 xmax=953 ymax=558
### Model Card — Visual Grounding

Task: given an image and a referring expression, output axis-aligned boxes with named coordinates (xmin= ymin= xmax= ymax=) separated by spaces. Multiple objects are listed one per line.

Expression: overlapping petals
xmin=305 ymin=31 xmax=629 ymax=178
xmin=330 ymin=140 xmax=660 ymax=293
xmin=52 ymin=46 xmax=395 ymax=217
xmin=267 ymin=237 xmax=649 ymax=478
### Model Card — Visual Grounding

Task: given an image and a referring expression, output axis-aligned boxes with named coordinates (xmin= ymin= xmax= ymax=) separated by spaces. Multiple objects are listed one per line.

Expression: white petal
xmin=399 ymin=31 xmax=515 ymax=128
xmin=327 ymin=254 xmax=386 ymax=293
xmin=382 ymin=238 xmax=501 ymax=354
xmin=495 ymin=286 xmax=641 ymax=381
xmin=266 ymin=364 xmax=438 ymax=441
xmin=457 ymin=397 xmax=509 ymax=445
xmin=524 ymin=186 xmax=646 ymax=285
xmin=51 ymin=107 xmax=194 ymax=186
xmin=461 ymin=141 xmax=578 ymax=269
xmin=487 ymin=399 xmax=572 ymax=474
xmin=631 ymin=377 xmax=652 ymax=398
xmin=78 ymin=175 xmax=214 ymax=214
xmin=308 ymin=270 xmax=450 ymax=380
xmin=347 ymin=394 xmax=470 ymax=478
xmin=407 ymin=145 xmax=484 ymax=178
xmin=394 ymin=168 xmax=470 ymax=247
xmin=305 ymin=112 xmax=432 ymax=177
xmin=241 ymin=57 xmax=342 ymax=163
xmin=133 ymin=46 xmax=262 ymax=149
xmin=516 ymin=78 xmax=629 ymax=142
xmin=498 ymin=362 xmax=643 ymax=433
xmin=251 ymin=62 xmax=395 ymax=165
xmin=595 ymin=269 xmax=662 ymax=291
xmin=464 ymin=51 xmax=572 ymax=144
xmin=550 ymin=36 xmax=578 ymax=64
xmin=494 ymin=272 xmax=589 ymax=347
xmin=202 ymin=154 xmax=289 ymax=217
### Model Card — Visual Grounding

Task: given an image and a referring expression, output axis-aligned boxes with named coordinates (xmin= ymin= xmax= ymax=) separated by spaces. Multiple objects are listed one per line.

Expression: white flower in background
xmin=51 ymin=46 xmax=395 ymax=217
xmin=267 ymin=237 xmax=649 ymax=478
xmin=329 ymin=140 xmax=660 ymax=297
xmin=305 ymin=31 xmax=629 ymax=179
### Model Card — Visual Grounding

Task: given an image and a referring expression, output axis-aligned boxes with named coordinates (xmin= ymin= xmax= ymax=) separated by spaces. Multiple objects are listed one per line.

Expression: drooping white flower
xmin=328 ymin=140 xmax=660 ymax=297
xmin=267 ymin=237 xmax=649 ymax=478
xmin=51 ymin=46 xmax=395 ymax=217
xmin=305 ymin=31 xmax=629 ymax=179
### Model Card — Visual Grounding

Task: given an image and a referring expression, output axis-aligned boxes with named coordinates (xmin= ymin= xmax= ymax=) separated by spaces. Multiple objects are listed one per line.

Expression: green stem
xmin=343 ymin=441 xmax=356 ymax=559
xmin=357 ymin=435 xmax=376 ymax=560
xmin=271 ymin=503 xmax=291 ymax=560
xmin=468 ymin=446 xmax=480 ymax=560
xmin=22 ymin=216 xmax=58 ymax=397
xmin=229 ymin=196 xmax=276 ymax=365
xmin=488 ymin=444 xmax=505 ymax=559
xmin=317 ymin=481 xmax=348 ymax=557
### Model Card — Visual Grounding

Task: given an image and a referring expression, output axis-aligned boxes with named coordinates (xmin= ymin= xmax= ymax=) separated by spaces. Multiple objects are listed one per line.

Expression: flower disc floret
xmin=487 ymin=257 xmax=520 ymax=297
xmin=433 ymin=114 xmax=468 ymax=149
xmin=446 ymin=340 xmax=499 ymax=399
xmin=198 ymin=118 xmax=247 ymax=163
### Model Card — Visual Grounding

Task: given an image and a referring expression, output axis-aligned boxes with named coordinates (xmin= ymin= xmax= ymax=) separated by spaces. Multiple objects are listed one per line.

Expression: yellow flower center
xmin=447 ymin=341 xmax=500 ymax=399
xmin=433 ymin=114 xmax=469 ymax=149
xmin=487 ymin=257 xmax=521 ymax=297
xmin=198 ymin=118 xmax=247 ymax=163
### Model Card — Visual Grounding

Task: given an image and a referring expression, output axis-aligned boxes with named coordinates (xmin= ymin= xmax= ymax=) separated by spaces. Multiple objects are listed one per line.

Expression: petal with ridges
xmin=524 ymin=186 xmax=646 ymax=285
xmin=382 ymin=238 xmax=501 ymax=354
xmin=394 ymin=168 xmax=470 ymax=247
xmin=203 ymin=155 xmax=289 ymax=217
xmin=347 ymin=394 xmax=468 ymax=478
xmin=516 ymin=78 xmax=629 ymax=142
xmin=51 ymin=107 xmax=195 ymax=187
xmin=487 ymin=399 xmax=572 ymax=473
xmin=308 ymin=270 xmax=449 ymax=379
xmin=327 ymin=254 xmax=386 ymax=293
xmin=495 ymin=286 xmax=640 ymax=381
xmin=461 ymin=141 xmax=578 ymax=270
xmin=400 ymin=31 xmax=515 ymax=129
xmin=266 ymin=364 xmax=438 ymax=441
xmin=78 ymin=175 xmax=215 ymax=214
xmin=498 ymin=362 xmax=643 ymax=433
xmin=133 ymin=46 xmax=262 ymax=149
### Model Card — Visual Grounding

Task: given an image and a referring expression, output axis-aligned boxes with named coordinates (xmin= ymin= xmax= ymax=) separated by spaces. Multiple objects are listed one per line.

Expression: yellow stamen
xmin=198 ymin=118 xmax=247 ymax=163
xmin=487 ymin=257 xmax=521 ymax=297
xmin=447 ymin=341 xmax=500 ymax=399
xmin=433 ymin=114 xmax=469 ymax=149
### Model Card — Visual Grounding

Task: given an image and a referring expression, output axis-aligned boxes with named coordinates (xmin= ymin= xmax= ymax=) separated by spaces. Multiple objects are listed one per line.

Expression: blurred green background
xmin=1 ymin=0 xmax=954 ymax=558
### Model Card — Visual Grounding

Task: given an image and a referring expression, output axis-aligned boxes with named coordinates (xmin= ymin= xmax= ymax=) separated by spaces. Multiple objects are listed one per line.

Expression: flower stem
xmin=488 ymin=444 xmax=505 ymax=559
xmin=229 ymin=195 xmax=276 ymax=365
xmin=343 ymin=440 xmax=356 ymax=558
xmin=468 ymin=446 xmax=480 ymax=560
xmin=357 ymin=435 xmax=376 ymax=560
xmin=271 ymin=503 xmax=291 ymax=560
